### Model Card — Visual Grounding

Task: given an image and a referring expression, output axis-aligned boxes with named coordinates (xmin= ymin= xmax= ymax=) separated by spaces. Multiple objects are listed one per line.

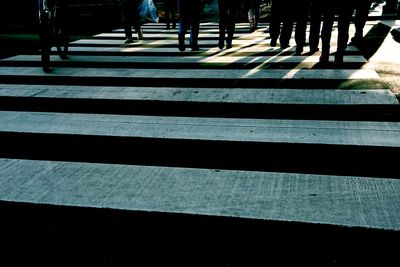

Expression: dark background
xmin=0 ymin=0 xmax=260 ymax=58
xmin=1 ymin=0 xmax=123 ymax=35
xmin=0 ymin=0 xmax=258 ymax=34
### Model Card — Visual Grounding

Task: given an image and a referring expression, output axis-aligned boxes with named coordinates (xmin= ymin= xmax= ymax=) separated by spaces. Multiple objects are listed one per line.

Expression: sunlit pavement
xmin=367 ymin=20 xmax=400 ymax=98
xmin=0 ymin=9 xmax=400 ymax=265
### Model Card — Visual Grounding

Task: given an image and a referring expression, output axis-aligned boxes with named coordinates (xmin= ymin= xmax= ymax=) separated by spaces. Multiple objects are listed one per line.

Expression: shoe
xmin=351 ymin=36 xmax=362 ymax=45
xmin=295 ymin=47 xmax=303 ymax=55
xmin=166 ymin=24 xmax=170 ymax=30
xmin=270 ymin=39 xmax=277 ymax=47
xmin=280 ymin=44 xmax=290 ymax=49
xmin=218 ymin=35 xmax=225 ymax=49
xmin=226 ymin=41 xmax=232 ymax=49
xmin=191 ymin=44 xmax=199 ymax=51
xmin=137 ymin=30 xmax=143 ymax=40
xmin=124 ymin=38 xmax=134 ymax=44
xmin=309 ymin=47 xmax=319 ymax=54
xmin=178 ymin=34 xmax=186 ymax=52
xmin=249 ymin=22 xmax=255 ymax=33
xmin=334 ymin=55 xmax=344 ymax=64
xmin=319 ymin=53 xmax=329 ymax=63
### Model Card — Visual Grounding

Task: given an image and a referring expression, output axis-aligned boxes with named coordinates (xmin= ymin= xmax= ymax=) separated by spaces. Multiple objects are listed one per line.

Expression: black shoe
xmin=351 ymin=36 xmax=362 ymax=45
xmin=295 ymin=47 xmax=303 ymax=55
xmin=191 ymin=44 xmax=200 ymax=51
xmin=249 ymin=22 xmax=255 ymax=33
xmin=270 ymin=39 xmax=277 ymax=47
xmin=319 ymin=53 xmax=329 ymax=63
xmin=309 ymin=47 xmax=319 ymax=54
xmin=334 ymin=54 xmax=344 ymax=64
xmin=226 ymin=37 xmax=232 ymax=49
xmin=218 ymin=35 xmax=225 ymax=49
xmin=178 ymin=35 xmax=186 ymax=52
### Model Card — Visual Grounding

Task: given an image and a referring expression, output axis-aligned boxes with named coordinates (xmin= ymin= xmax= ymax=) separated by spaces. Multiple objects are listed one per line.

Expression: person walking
xmin=319 ymin=0 xmax=356 ymax=63
xmin=292 ymin=0 xmax=311 ymax=55
xmin=178 ymin=0 xmax=202 ymax=51
xmin=218 ymin=0 xmax=240 ymax=49
xmin=163 ymin=0 xmax=177 ymax=29
xmin=119 ymin=0 xmax=143 ymax=44
xmin=248 ymin=0 xmax=262 ymax=32
xmin=269 ymin=0 xmax=295 ymax=49
xmin=308 ymin=0 xmax=323 ymax=54
xmin=351 ymin=0 xmax=373 ymax=45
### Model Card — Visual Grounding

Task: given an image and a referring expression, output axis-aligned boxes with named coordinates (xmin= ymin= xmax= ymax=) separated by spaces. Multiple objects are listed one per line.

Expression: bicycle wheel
xmin=39 ymin=9 xmax=52 ymax=73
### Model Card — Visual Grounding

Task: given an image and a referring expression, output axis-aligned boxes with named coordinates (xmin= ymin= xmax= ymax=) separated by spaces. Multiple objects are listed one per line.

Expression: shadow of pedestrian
xmin=391 ymin=27 xmax=400 ymax=43
xmin=353 ymin=22 xmax=392 ymax=60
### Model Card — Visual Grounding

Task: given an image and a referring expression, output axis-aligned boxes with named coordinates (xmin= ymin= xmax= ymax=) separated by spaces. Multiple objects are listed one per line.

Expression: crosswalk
xmin=0 ymin=21 xmax=399 ymax=264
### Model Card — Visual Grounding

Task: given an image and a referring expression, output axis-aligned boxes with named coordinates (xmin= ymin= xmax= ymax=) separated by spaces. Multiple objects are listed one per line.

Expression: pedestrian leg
xmin=352 ymin=0 xmax=373 ymax=44
xmin=269 ymin=0 xmax=282 ymax=47
xmin=178 ymin=0 xmax=189 ymax=51
xmin=336 ymin=7 xmax=353 ymax=63
xmin=226 ymin=1 xmax=239 ymax=48
xmin=189 ymin=0 xmax=201 ymax=51
xmin=320 ymin=10 xmax=335 ymax=62
xmin=309 ymin=2 xmax=322 ymax=53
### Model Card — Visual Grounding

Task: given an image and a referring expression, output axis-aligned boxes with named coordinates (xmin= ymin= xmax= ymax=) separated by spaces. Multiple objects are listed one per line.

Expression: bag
xmin=202 ymin=0 xmax=219 ymax=22
xmin=139 ymin=0 xmax=159 ymax=23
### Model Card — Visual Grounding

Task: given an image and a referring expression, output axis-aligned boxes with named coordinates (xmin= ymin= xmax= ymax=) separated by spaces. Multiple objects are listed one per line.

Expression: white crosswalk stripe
xmin=0 ymin=19 xmax=399 ymax=236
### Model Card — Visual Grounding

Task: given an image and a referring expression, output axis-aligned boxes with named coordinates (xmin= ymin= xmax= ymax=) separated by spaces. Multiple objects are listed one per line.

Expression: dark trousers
xmin=336 ymin=8 xmax=354 ymax=55
xmin=248 ymin=0 xmax=261 ymax=30
xmin=269 ymin=0 xmax=294 ymax=47
xmin=293 ymin=1 xmax=311 ymax=50
xmin=309 ymin=1 xmax=323 ymax=51
xmin=354 ymin=0 xmax=373 ymax=39
xmin=218 ymin=0 xmax=240 ymax=43
xmin=178 ymin=0 xmax=201 ymax=46
xmin=320 ymin=5 xmax=354 ymax=56
xmin=120 ymin=0 xmax=141 ymax=39
xmin=164 ymin=0 xmax=177 ymax=28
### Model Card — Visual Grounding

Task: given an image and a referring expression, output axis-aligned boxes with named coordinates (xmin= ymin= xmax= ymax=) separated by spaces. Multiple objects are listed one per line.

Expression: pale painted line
xmin=0 ymin=67 xmax=380 ymax=80
xmin=5 ymin=55 xmax=368 ymax=64
xmin=70 ymin=38 xmax=360 ymax=52
xmin=94 ymin=32 xmax=357 ymax=44
xmin=140 ymin=22 xmax=267 ymax=28
xmin=141 ymin=21 xmax=377 ymax=27
xmin=71 ymin=38 xmax=271 ymax=46
xmin=94 ymin=32 xmax=269 ymax=39
xmin=65 ymin=45 xmax=224 ymax=55
xmin=104 ymin=23 xmax=364 ymax=38
xmin=121 ymin=28 xmax=255 ymax=33
xmin=0 ymin=84 xmax=397 ymax=105
xmin=1 ymin=158 xmax=399 ymax=230
xmin=61 ymin=44 xmax=360 ymax=54
xmin=0 ymin=111 xmax=399 ymax=147
xmin=140 ymin=22 xmax=377 ymax=28
xmin=378 ymin=19 xmax=400 ymax=28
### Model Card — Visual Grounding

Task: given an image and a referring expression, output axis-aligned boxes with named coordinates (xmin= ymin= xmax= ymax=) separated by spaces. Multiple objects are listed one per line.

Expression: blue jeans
xmin=178 ymin=0 xmax=201 ymax=46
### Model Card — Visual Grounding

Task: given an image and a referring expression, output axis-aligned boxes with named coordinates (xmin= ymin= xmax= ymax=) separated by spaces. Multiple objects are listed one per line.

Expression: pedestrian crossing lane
xmin=0 ymin=21 xmax=399 ymax=234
